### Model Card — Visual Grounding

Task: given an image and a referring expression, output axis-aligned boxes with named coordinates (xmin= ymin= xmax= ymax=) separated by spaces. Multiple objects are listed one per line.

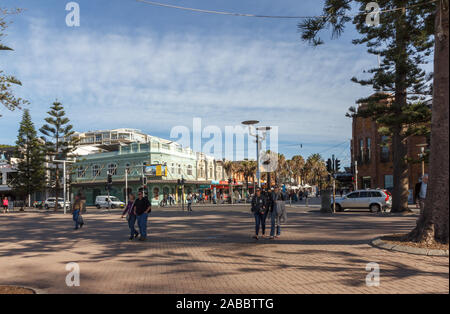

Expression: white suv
xmin=332 ymin=189 xmax=392 ymax=213
xmin=95 ymin=196 xmax=125 ymax=209
xmin=44 ymin=198 xmax=70 ymax=210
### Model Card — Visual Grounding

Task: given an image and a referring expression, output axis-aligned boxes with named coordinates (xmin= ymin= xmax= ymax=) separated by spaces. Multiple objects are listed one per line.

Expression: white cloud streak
xmin=2 ymin=17 xmax=374 ymax=147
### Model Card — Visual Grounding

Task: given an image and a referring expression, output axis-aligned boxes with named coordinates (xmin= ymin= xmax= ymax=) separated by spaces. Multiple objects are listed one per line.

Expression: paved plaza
xmin=0 ymin=205 xmax=448 ymax=294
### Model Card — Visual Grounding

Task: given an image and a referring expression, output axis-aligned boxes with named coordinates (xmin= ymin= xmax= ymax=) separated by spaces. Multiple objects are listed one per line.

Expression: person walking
xmin=251 ymin=188 xmax=268 ymax=240
xmin=414 ymin=174 xmax=429 ymax=215
xmin=133 ymin=191 xmax=151 ymax=241
xmin=72 ymin=194 xmax=84 ymax=230
xmin=187 ymin=193 xmax=193 ymax=212
xmin=2 ymin=197 xmax=8 ymax=214
xmin=268 ymin=186 xmax=285 ymax=239
xmin=122 ymin=193 xmax=139 ymax=240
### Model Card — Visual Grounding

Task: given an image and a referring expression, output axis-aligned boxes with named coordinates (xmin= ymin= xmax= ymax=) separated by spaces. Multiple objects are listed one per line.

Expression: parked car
xmin=95 ymin=196 xmax=125 ymax=209
xmin=44 ymin=198 xmax=70 ymax=209
xmin=332 ymin=189 xmax=392 ymax=213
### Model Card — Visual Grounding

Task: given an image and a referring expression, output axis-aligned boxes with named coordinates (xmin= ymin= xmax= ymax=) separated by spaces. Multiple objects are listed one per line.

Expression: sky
xmin=0 ymin=0 xmax=378 ymax=165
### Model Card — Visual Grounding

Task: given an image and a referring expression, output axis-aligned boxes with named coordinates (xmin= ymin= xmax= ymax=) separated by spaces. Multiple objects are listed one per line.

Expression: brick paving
xmin=0 ymin=205 xmax=448 ymax=294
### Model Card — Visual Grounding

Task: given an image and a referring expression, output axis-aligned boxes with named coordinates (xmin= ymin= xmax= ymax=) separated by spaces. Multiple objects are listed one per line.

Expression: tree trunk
xmin=408 ymin=0 xmax=449 ymax=244
xmin=391 ymin=2 xmax=410 ymax=213
xmin=391 ymin=129 xmax=409 ymax=212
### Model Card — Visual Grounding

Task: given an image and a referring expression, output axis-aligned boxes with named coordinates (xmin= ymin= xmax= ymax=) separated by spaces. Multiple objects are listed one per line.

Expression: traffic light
xmin=141 ymin=176 xmax=147 ymax=186
xmin=326 ymin=159 xmax=332 ymax=173
xmin=107 ymin=174 xmax=112 ymax=191
xmin=335 ymin=159 xmax=341 ymax=173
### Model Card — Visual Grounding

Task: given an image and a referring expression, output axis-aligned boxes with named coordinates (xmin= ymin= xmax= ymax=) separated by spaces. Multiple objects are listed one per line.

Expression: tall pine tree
xmin=40 ymin=102 xmax=77 ymax=210
xmin=13 ymin=109 xmax=46 ymax=206
xmin=299 ymin=0 xmax=435 ymax=213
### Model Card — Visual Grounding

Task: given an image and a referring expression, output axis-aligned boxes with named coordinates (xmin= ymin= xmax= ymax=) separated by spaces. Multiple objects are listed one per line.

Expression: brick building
xmin=351 ymin=100 xmax=429 ymax=198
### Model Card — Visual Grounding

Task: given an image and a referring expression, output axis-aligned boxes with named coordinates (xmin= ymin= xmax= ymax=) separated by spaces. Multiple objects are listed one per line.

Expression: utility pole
xmin=332 ymin=154 xmax=336 ymax=214
xmin=54 ymin=159 xmax=76 ymax=214
xmin=125 ymin=167 xmax=128 ymax=205
xmin=354 ymin=160 xmax=358 ymax=190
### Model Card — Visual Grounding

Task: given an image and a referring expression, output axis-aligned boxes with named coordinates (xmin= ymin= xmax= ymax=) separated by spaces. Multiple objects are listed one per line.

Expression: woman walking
xmin=251 ymin=188 xmax=268 ymax=240
xmin=122 ymin=193 xmax=139 ymax=240
xmin=72 ymin=194 xmax=84 ymax=230
xmin=2 ymin=197 xmax=9 ymax=214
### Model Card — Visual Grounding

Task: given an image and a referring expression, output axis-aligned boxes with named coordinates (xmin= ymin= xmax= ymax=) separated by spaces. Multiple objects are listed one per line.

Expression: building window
xmin=359 ymin=139 xmax=364 ymax=164
xmin=108 ymin=163 xmax=117 ymax=176
xmin=362 ymin=176 xmax=371 ymax=189
xmin=95 ymin=134 xmax=102 ymax=142
xmin=381 ymin=136 xmax=390 ymax=162
xmin=92 ymin=165 xmax=101 ymax=177
xmin=77 ymin=167 xmax=85 ymax=178
xmin=187 ymin=165 xmax=193 ymax=176
xmin=384 ymin=175 xmax=394 ymax=189
xmin=366 ymin=137 xmax=372 ymax=163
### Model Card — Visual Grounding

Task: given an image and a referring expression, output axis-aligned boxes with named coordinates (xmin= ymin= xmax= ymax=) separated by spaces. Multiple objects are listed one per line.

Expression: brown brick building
xmin=351 ymin=103 xmax=429 ymax=198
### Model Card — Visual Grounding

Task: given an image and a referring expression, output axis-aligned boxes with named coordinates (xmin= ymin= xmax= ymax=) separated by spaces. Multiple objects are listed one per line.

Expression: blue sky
xmin=0 ymin=0 xmax=377 ymax=165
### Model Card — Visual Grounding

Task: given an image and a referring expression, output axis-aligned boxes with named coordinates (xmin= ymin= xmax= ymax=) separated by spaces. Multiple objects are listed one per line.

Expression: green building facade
xmin=71 ymin=142 xmax=225 ymax=206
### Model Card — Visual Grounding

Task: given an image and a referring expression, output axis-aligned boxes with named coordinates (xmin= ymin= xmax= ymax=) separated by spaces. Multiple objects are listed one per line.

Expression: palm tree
xmin=222 ymin=160 xmax=234 ymax=178
xmin=289 ymin=155 xmax=306 ymax=185
xmin=240 ymin=160 xmax=257 ymax=196
xmin=304 ymin=154 xmax=327 ymax=189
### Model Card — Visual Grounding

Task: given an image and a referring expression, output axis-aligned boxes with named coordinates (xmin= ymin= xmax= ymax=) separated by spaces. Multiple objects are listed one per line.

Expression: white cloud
xmin=2 ymin=17 xmax=374 ymax=147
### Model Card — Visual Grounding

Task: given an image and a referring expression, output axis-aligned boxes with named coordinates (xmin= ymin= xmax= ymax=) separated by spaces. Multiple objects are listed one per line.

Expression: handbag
xmin=77 ymin=214 xmax=84 ymax=225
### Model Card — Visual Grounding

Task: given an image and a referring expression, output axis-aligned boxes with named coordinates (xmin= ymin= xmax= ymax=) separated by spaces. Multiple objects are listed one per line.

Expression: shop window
xmin=92 ymin=165 xmax=101 ymax=177
xmin=108 ymin=163 xmax=117 ymax=176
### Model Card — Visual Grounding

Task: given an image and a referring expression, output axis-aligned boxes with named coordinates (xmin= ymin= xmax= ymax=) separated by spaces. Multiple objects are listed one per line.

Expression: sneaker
xmin=269 ymin=236 xmax=274 ymax=240
xmin=139 ymin=237 xmax=147 ymax=241
xmin=252 ymin=235 xmax=259 ymax=240
xmin=134 ymin=232 xmax=139 ymax=238
xmin=128 ymin=236 xmax=134 ymax=241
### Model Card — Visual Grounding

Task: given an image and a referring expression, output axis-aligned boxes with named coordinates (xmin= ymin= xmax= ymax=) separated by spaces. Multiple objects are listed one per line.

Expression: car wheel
xmin=111 ymin=204 xmax=116 ymax=209
xmin=45 ymin=204 xmax=49 ymax=209
xmin=370 ymin=204 xmax=380 ymax=213
xmin=335 ymin=204 xmax=343 ymax=212
xmin=96 ymin=204 xmax=101 ymax=209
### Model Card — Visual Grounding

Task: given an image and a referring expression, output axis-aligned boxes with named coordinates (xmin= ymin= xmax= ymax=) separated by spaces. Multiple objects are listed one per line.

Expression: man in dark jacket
xmin=267 ymin=186 xmax=285 ymax=239
xmin=251 ymin=188 xmax=268 ymax=239
xmin=133 ymin=191 xmax=152 ymax=241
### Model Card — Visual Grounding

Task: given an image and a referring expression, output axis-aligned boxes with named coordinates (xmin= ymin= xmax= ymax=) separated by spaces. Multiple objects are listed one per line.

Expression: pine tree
xmin=0 ymin=8 xmax=28 ymax=116
xmin=299 ymin=0 xmax=435 ymax=212
xmin=13 ymin=109 xmax=46 ymax=206
xmin=40 ymin=102 xmax=77 ymax=210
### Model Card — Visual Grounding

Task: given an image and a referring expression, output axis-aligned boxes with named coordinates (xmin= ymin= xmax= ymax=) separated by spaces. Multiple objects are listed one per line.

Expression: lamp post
xmin=54 ymin=159 xmax=76 ymax=215
xmin=241 ymin=121 xmax=271 ymax=189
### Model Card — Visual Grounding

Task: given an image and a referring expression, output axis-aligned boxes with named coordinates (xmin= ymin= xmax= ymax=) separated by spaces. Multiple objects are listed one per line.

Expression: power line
xmin=136 ymin=0 xmax=438 ymax=19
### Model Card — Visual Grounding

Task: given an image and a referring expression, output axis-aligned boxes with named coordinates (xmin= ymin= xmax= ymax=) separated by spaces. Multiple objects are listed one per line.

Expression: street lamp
xmin=54 ymin=158 xmax=76 ymax=215
xmin=242 ymin=121 xmax=271 ymax=189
